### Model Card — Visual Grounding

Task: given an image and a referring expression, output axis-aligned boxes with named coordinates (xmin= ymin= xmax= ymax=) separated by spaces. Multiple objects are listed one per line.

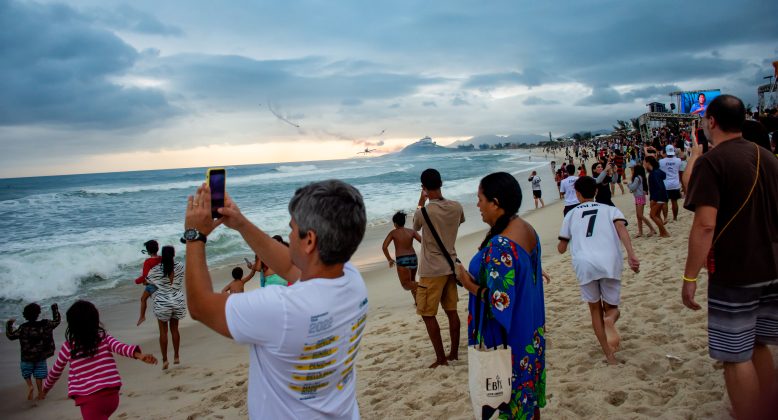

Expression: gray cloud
xmin=0 ymin=0 xmax=178 ymax=129
xmin=523 ymin=96 xmax=560 ymax=106
xmin=451 ymin=96 xmax=469 ymax=106
xmin=87 ymin=4 xmax=183 ymax=36
xmin=422 ymin=101 xmax=437 ymax=107
xmin=577 ymin=84 xmax=683 ymax=106
xmin=464 ymin=67 xmax=553 ymax=90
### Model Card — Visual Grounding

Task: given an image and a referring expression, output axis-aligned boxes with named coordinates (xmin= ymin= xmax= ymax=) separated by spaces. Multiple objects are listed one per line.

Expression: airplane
xmin=357 ymin=148 xmax=377 ymax=155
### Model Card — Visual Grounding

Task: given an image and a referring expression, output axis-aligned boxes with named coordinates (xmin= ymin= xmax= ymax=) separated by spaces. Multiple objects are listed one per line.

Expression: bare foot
xmin=27 ymin=385 xmax=34 ymax=400
xmin=604 ymin=311 xmax=621 ymax=352
xmin=634 ymin=233 xmax=643 ymax=238
xmin=136 ymin=316 xmax=145 ymax=326
xmin=428 ymin=359 xmax=449 ymax=368
xmin=660 ymin=233 xmax=671 ymax=238
xmin=647 ymin=231 xmax=655 ymax=237
xmin=446 ymin=353 xmax=458 ymax=361
xmin=605 ymin=354 xmax=619 ymax=365
xmin=162 ymin=360 xmax=169 ymax=370
xmin=174 ymin=357 xmax=180 ymax=365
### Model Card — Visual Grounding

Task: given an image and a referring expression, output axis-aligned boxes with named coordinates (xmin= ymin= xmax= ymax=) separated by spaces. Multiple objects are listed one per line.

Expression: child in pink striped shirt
xmin=40 ymin=300 xmax=157 ymax=420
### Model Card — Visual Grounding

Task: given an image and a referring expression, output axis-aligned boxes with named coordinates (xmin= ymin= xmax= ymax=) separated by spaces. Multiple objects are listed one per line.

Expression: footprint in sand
xmin=606 ymin=390 xmax=627 ymax=406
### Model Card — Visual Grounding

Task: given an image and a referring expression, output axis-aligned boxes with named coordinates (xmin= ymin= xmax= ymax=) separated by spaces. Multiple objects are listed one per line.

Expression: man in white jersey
xmin=659 ymin=145 xmax=683 ymax=222
xmin=559 ymin=164 xmax=579 ymax=216
xmin=528 ymin=170 xmax=545 ymax=208
xmin=557 ymin=176 xmax=639 ymax=365
xmin=182 ymin=180 xmax=368 ymax=419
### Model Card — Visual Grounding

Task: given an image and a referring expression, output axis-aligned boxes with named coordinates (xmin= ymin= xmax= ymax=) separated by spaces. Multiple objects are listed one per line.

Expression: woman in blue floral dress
xmin=456 ymin=172 xmax=547 ymax=419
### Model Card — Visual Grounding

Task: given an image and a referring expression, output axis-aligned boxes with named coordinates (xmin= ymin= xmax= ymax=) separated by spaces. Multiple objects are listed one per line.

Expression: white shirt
xmin=530 ymin=176 xmax=541 ymax=191
xmin=559 ymin=176 xmax=580 ymax=205
xmin=226 ymin=263 xmax=368 ymax=419
xmin=559 ymin=202 xmax=627 ymax=284
xmin=659 ymin=156 xmax=682 ymax=190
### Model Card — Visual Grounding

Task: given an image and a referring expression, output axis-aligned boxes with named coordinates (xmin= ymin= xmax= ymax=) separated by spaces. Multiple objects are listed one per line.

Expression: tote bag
xmin=468 ymin=288 xmax=512 ymax=419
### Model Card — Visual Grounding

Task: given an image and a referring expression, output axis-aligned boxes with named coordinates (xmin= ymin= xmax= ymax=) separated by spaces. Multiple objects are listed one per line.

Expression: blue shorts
xmin=21 ymin=360 xmax=47 ymax=379
xmin=396 ymin=254 xmax=418 ymax=269
xmin=145 ymin=284 xmax=158 ymax=294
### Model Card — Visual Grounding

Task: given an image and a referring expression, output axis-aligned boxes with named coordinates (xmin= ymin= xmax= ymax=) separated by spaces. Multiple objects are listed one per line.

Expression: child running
xmin=557 ymin=176 xmax=640 ymax=364
xmin=41 ymin=300 xmax=157 ymax=419
xmin=5 ymin=303 xmax=60 ymax=400
xmin=135 ymin=240 xmax=161 ymax=326
xmin=382 ymin=211 xmax=422 ymax=304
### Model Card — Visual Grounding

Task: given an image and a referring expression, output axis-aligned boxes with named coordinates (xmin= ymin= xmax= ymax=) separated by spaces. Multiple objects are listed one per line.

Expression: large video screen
xmin=680 ymin=90 xmax=720 ymax=117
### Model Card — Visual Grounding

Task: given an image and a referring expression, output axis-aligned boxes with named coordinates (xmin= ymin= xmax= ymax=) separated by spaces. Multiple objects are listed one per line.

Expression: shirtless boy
xmin=382 ymin=211 xmax=422 ymax=304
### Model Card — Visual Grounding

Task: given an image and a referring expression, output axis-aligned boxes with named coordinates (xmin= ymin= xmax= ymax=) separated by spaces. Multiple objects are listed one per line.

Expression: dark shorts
xmin=20 ymin=360 xmax=47 ymax=379
xmin=563 ymin=204 xmax=578 ymax=216
xmin=396 ymin=254 xmax=418 ymax=269
xmin=532 ymin=190 xmax=542 ymax=199
xmin=707 ymin=279 xmax=778 ymax=363
xmin=667 ymin=189 xmax=682 ymax=200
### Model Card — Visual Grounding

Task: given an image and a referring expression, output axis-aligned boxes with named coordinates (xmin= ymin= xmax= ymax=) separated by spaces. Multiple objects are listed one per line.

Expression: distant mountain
xmin=397 ymin=136 xmax=454 ymax=155
xmin=447 ymin=133 xmax=549 ymax=148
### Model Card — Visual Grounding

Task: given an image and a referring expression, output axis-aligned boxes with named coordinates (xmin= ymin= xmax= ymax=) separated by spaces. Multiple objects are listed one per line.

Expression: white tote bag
xmin=468 ymin=292 xmax=512 ymax=419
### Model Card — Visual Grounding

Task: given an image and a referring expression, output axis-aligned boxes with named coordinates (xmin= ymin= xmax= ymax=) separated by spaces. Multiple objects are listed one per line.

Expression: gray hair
xmin=288 ymin=180 xmax=367 ymax=265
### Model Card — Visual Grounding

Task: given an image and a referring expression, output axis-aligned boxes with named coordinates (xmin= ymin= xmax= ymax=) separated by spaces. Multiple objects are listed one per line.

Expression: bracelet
xmin=682 ymin=275 xmax=697 ymax=282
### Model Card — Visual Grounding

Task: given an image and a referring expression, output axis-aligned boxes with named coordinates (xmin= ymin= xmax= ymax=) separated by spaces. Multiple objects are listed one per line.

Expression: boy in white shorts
xmin=557 ymin=176 xmax=640 ymax=364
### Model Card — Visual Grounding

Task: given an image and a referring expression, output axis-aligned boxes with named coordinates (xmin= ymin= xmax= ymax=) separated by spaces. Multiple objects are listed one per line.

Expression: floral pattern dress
xmin=468 ymin=235 xmax=546 ymax=420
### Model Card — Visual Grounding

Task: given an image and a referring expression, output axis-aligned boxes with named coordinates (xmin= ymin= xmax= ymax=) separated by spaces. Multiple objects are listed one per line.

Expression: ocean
xmin=0 ymin=149 xmax=551 ymax=319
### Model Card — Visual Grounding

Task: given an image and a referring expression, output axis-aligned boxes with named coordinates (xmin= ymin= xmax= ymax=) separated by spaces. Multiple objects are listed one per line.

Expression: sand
xmin=2 ymin=159 xmax=771 ymax=419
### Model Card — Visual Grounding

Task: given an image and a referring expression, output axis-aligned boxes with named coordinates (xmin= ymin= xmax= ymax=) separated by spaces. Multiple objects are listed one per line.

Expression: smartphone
xmin=206 ymin=168 xmax=226 ymax=219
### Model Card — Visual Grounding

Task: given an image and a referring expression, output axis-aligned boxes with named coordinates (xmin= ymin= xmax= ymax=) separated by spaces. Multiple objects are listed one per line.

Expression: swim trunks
xmin=667 ymin=189 xmax=682 ymax=200
xmin=20 ymin=360 xmax=47 ymax=379
xmin=708 ymin=279 xmax=778 ymax=363
xmin=532 ymin=190 xmax=542 ymax=199
xmin=395 ymin=254 xmax=418 ymax=269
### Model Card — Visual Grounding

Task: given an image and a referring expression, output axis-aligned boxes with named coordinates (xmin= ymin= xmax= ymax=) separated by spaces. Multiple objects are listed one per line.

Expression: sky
xmin=1 ymin=0 xmax=776 ymax=178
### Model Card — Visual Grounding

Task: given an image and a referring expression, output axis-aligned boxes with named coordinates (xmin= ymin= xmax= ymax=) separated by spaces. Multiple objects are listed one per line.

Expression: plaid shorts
xmin=20 ymin=360 xmax=47 ymax=379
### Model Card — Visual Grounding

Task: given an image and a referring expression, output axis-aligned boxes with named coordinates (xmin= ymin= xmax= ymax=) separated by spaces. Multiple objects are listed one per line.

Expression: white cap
xmin=665 ymin=145 xmax=676 ymax=156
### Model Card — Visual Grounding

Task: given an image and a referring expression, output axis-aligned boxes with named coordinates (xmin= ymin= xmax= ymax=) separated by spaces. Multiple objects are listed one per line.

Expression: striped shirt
xmin=147 ymin=261 xmax=187 ymax=322
xmin=43 ymin=334 xmax=139 ymax=398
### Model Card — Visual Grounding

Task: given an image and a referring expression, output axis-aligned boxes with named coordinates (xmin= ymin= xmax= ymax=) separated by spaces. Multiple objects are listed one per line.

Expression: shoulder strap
xmin=713 ymin=143 xmax=761 ymax=245
xmin=421 ymin=207 xmax=456 ymax=273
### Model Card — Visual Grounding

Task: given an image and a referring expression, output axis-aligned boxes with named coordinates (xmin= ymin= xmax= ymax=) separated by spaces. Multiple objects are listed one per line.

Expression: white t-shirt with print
xmin=226 ymin=263 xmax=368 ymax=419
xmin=530 ymin=175 xmax=541 ymax=191
xmin=559 ymin=201 xmax=628 ymax=284
xmin=659 ymin=157 xmax=682 ymax=190
xmin=559 ymin=176 xmax=580 ymax=205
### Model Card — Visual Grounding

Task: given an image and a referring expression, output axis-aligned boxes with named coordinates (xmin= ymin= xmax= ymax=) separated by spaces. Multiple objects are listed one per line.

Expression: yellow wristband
xmin=682 ymin=275 xmax=697 ymax=282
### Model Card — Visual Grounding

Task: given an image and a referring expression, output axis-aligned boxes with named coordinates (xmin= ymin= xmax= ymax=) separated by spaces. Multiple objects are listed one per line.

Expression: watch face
xmin=183 ymin=229 xmax=199 ymax=240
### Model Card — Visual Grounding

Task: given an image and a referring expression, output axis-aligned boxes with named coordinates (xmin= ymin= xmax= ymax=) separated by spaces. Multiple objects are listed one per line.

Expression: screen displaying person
xmin=690 ymin=93 xmax=707 ymax=117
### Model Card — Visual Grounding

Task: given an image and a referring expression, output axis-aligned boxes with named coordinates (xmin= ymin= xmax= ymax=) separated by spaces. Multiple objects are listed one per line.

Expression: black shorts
xmin=563 ymin=204 xmax=578 ymax=216
xmin=667 ymin=189 xmax=682 ymax=200
xmin=533 ymin=190 xmax=542 ymax=199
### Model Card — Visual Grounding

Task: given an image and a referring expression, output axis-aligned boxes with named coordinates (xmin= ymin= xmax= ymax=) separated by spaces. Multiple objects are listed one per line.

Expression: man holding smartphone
xmin=182 ymin=178 xmax=368 ymax=419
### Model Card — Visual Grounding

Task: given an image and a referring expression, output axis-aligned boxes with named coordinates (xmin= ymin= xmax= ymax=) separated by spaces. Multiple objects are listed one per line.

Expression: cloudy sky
xmin=1 ymin=0 xmax=776 ymax=177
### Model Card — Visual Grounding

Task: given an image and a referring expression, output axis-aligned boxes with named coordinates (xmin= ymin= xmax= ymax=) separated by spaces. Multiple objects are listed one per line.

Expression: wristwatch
xmin=180 ymin=228 xmax=207 ymax=244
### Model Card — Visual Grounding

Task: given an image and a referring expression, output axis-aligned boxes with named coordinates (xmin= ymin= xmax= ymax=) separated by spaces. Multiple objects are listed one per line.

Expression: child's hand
xmin=51 ymin=303 xmax=58 ymax=311
xmin=541 ymin=270 xmax=551 ymax=284
xmin=388 ymin=259 xmax=395 ymax=268
xmin=628 ymin=255 xmax=640 ymax=273
xmin=137 ymin=353 xmax=158 ymax=365
xmin=8 ymin=318 xmax=15 ymax=324
xmin=38 ymin=390 xmax=47 ymax=400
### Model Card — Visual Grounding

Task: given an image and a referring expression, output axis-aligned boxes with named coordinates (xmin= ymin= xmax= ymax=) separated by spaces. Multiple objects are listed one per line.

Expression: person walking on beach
xmin=557 ymin=176 xmax=639 ymax=364
xmin=682 ymin=94 xmax=778 ymax=419
xmin=559 ymin=164 xmax=579 ymax=216
xmin=146 ymin=245 xmax=186 ymax=370
xmin=5 ymin=303 xmax=60 ymax=400
xmin=413 ymin=168 xmax=465 ymax=368
xmin=455 ymin=172 xmax=547 ymax=419
xmin=644 ymin=156 xmax=670 ymax=237
xmin=182 ymin=179 xmax=368 ymax=418
xmin=659 ymin=145 xmax=682 ymax=222
xmin=528 ymin=170 xmax=545 ymax=208
xmin=382 ymin=211 xmax=422 ymax=304
xmin=40 ymin=300 xmax=157 ymax=419
xmin=135 ymin=240 xmax=161 ymax=326
xmin=627 ymin=164 xmax=656 ymax=238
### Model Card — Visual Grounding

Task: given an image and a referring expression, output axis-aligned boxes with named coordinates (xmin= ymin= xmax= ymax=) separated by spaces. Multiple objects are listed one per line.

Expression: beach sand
xmin=2 ymin=162 xmax=772 ymax=419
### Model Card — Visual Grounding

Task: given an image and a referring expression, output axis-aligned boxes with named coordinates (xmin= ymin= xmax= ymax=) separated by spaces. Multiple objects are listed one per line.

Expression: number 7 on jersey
xmin=581 ymin=209 xmax=598 ymax=237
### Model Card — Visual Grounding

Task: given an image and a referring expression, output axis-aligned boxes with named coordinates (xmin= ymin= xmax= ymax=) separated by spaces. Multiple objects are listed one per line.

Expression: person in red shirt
xmin=135 ymin=240 xmax=161 ymax=326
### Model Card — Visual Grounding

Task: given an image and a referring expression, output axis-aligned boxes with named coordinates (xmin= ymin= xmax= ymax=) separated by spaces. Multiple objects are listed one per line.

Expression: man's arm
xmin=185 ymin=241 xmax=232 ymax=337
xmin=682 ymin=205 xmax=717 ymax=310
xmin=614 ymin=221 xmax=639 ymax=272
